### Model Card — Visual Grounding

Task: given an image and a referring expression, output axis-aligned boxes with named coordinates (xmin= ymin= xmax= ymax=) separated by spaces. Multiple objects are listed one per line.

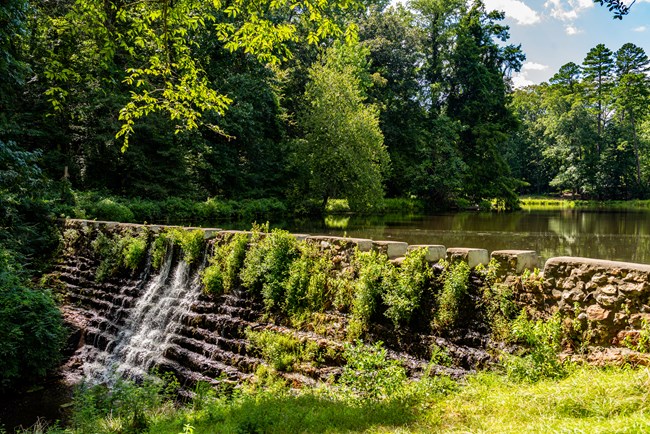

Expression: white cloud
xmin=522 ymin=62 xmax=549 ymax=71
xmin=544 ymin=0 xmax=593 ymax=21
xmin=565 ymin=25 xmax=583 ymax=35
xmin=633 ymin=26 xmax=647 ymax=32
xmin=512 ymin=73 xmax=535 ymax=88
xmin=484 ymin=0 xmax=541 ymax=25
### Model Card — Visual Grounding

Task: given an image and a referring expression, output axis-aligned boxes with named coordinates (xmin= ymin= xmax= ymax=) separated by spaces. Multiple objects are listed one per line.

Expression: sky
xmin=480 ymin=0 xmax=650 ymax=86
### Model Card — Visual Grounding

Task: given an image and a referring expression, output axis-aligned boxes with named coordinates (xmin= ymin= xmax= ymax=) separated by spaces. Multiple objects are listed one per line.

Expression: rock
xmin=446 ymin=248 xmax=489 ymax=268
xmin=490 ymin=250 xmax=539 ymax=274
xmin=373 ymin=240 xmax=408 ymax=259
xmin=586 ymin=305 xmax=610 ymax=321
xmin=407 ymin=244 xmax=447 ymax=263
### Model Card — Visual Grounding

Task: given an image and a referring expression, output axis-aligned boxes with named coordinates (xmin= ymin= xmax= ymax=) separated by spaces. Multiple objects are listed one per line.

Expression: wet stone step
xmin=164 ymin=345 xmax=248 ymax=382
xmin=176 ymin=328 xmax=250 ymax=356
xmin=172 ymin=336 xmax=259 ymax=372
xmin=182 ymin=313 xmax=251 ymax=339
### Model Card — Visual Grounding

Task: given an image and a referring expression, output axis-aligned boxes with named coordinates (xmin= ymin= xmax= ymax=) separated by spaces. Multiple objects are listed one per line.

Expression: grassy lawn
xmin=54 ymin=365 xmax=650 ymax=434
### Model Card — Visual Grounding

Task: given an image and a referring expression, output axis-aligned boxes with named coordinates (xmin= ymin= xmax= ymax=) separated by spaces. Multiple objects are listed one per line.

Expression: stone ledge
xmin=373 ymin=241 xmax=408 ymax=259
xmin=447 ymin=248 xmax=489 ymax=268
xmin=408 ymin=245 xmax=447 ymax=263
xmin=306 ymin=236 xmax=373 ymax=252
xmin=491 ymin=250 xmax=538 ymax=274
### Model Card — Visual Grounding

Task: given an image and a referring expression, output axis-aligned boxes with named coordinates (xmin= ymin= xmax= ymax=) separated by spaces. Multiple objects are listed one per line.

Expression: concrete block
xmin=491 ymin=250 xmax=538 ymax=274
xmin=407 ymin=245 xmax=447 ymax=263
xmin=307 ymin=236 xmax=373 ymax=252
xmin=373 ymin=240 xmax=408 ymax=259
xmin=291 ymin=233 xmax=311 ymax=242
xmin=447 ymin=247 xmax=489 ymax=268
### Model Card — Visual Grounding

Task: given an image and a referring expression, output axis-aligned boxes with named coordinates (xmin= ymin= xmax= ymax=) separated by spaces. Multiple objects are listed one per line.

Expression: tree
xmin=583 ymin=44 xmax=614 ymax=154
xmin=296 ymin=44 xmax=389 ymax=212
xmin=593 ymin=0 xmax=635 ymax=19
xmin=444 ymin=2 xmax=524 ymax=208
xmin=39 ymin=0 xmax=361 ymax=151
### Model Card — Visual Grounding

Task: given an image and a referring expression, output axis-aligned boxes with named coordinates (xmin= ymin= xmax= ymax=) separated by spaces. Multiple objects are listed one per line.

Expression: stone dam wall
xmin=51 ymin=219 xmax=650 ymax=388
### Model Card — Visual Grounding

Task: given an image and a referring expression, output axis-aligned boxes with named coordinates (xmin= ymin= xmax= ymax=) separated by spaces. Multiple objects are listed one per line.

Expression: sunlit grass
xmin=521 ymin=197 xmax=650 ymax=211
xmin=55 ymin=365 xmax=650 ymax=434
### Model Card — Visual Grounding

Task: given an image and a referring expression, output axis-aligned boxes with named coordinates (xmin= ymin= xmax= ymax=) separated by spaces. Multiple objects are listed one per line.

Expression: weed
xmin=283 ymin=242 xmax=333 ymax=316
xmin=348 ymin=250 xmax=390 ymax=339
xmin=429 ymin=343 xmax=453 ymax=367
xmin=240 ymin=228 xmax=300 ymax=311
xmin=202 ymin=233 xmax=249 ymax=295
xmin=338 ymin=340 xmax=407 ymax=402
xmin=624 ymin=319 xmax=650 ymax=353
xmin=167 ymin=229 xmax=205 ymax=265
xmin=434 ymin=260 xmax=470 ymax=331
xmin=151 ymin=233 xmax=170 ymax=270
xmin=122 ymin=231 xmax=149 ymax=271
xmin=503 ymin=311 xmax=568 ymax=382
xmin=245 ymin=329 xmax=321 ymax=372
xmin=382 ymin=247 xmax=433 ymax=328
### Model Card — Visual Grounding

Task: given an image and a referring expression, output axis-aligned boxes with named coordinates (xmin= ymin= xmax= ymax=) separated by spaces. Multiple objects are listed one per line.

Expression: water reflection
xmin=280 ymin=210 xmax=650 ymax=265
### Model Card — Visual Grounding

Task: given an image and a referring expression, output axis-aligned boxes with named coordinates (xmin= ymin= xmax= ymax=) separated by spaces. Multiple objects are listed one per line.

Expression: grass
xmin=38 ymin=365 xmax=650 ymax=433
xmin=520 ymin=197 xmax=650 ymax=211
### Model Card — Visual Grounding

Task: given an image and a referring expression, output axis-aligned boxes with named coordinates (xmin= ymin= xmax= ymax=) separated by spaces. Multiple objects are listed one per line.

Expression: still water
xmin=274 ymin=210 xmax=650 ymax=266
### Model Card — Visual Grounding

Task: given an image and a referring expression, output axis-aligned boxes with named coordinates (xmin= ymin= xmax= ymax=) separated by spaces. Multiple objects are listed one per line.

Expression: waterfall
xmin=83 ymin=244 xmax=204 ymax=384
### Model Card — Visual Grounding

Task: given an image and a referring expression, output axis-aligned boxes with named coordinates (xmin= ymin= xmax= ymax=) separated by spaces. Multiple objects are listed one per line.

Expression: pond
xmin=258 ymin=209 xmax=650 ymax=266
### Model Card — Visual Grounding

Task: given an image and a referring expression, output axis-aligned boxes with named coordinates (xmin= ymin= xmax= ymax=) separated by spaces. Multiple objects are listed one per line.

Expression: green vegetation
xmin=202 ymin=233 xmax=249 ymax=295
xmin=434 ymin=261 xmax=471 ymax=331
xmin=0 ymin=249 xmax=65 ymax=391
xmin=32 ymin=361 xmax=650 ymax=433
xmin=90 ymin=230 xmax=150 ymax=282
xmin=240 ymin=228 xmax=301 ymax=311
xmin=245 ymin=329 xmax=324 ymax=372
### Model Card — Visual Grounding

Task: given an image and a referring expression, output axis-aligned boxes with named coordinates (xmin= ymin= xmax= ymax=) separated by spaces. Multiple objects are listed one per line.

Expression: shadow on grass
xmin=162 ymin=393 xmax=419 ymax=434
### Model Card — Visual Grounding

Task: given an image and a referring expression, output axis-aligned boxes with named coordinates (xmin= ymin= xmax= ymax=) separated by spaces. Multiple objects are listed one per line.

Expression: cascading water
xmin=83 ymin=244 xmax=204 ymax=384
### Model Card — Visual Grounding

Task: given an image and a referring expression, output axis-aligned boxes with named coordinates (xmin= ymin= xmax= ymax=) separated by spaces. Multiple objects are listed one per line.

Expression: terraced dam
xmin=50 ymin=219 xmax=650 ymax=391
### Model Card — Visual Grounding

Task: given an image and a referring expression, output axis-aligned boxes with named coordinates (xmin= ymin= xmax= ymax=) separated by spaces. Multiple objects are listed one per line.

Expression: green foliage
xmin=435 ymin=260 xmax=471 ymax=331
xmin=283 ymin=242 xmax=333 ymax=316
xmin=338 ymin=340 xmax=407 ymax=402
xmin=382 ymin=247 xmax=433 ymax=328
xmin=91 ymin=230 xmax=150 ymax=280
xmin=240 ymin=228 xmax=300 ymax=311
xmin=296 ymin=42 xmax=389 ymax=212
xmin=0 ymin=249 xmax=65 ymax=390
xmin=0 ymin=141 xmax=60 ymax=271
xmin=504 ymin=311 xmax=568 ymax=383
xmin=151 ymin=233 xmax=170 ymax=271
xmin=245 ymin=329 xmax=322 ymax=372
xmin=167 ymin=229 xmax=205 ymax=265
xmin=623 ymin=319 xmax=650 ymax=353
xmin=201 ymin=233 xmax=249 ymax=295
xmin=348 ymin=250 xmax=390 ymax=339
xmin=122 ymin=232 xmax=149 ymax=271
xmin=71 ymin=373 xmax=177 ymax=433
xmin=92 ymin=199 xmax=135 ymax=222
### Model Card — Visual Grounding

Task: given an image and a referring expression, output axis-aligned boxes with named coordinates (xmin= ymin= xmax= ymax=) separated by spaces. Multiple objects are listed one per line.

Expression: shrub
xmin=92 ymin=198 xmax=135 ymax=222
xmin=202 ymin=233 xmax=249 ymax=295
xmin=91 ymin=230 xmax=150 ymax=280
xmin=382 ymin=247 xmax=433 ymax=328
xmin=168 ymin=228 xmax=205 ymax=265
xmin=435 ymin=260 xmax=470 ymax=331
xmin=283 ymin=242 xmax=333 ymax=316
xmin=121 ymin=232 xmax=148 ymax=271
xmin=0 ymin=249 xmax=65 ymax=390
xmin=151 ymin=233 xmax=170 ymax=271
xmin=338 ymin=341 xmax=407 ymax=402
xmin=245 ymin=329 xmax=321 ymax=372
xmin=348 ymin=250 xmax=390 ymax=339
xmin=503 ymin=311 xmax=567 ymax=382
xmin=240 ymin=228 xmax=300 ymax=311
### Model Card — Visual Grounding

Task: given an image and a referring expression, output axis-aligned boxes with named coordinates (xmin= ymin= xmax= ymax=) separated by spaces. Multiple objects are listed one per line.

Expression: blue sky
xmin=480 ymin=0 xmax=650 ymax=86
